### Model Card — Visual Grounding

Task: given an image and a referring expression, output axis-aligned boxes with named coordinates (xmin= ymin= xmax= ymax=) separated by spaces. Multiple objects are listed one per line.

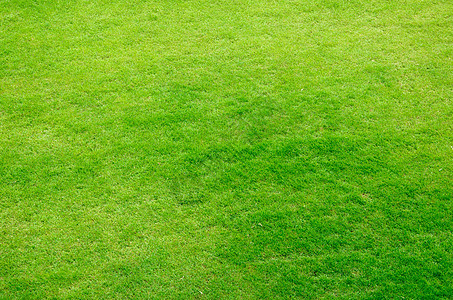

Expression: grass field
xmin=1 ymin=0 xmax=452 ymax=298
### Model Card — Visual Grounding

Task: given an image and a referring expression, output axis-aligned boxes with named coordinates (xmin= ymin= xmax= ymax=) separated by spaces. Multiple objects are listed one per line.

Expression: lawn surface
xmin=1 ymin=0 xmax=452 ymax=298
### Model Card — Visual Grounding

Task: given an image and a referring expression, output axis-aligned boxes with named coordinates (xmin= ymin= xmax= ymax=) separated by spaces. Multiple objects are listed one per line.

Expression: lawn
xmin=1 ymin=0 xmax=452 ymax=298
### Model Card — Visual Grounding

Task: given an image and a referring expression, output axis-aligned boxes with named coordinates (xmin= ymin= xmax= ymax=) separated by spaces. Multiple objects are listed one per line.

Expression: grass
xmin=1 ymin=0 xmax=452 ymax=298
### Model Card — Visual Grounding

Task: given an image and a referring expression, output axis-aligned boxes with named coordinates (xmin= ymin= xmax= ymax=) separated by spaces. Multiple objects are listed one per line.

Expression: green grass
xmin=1 ymin=0 xmax=452 ymax=298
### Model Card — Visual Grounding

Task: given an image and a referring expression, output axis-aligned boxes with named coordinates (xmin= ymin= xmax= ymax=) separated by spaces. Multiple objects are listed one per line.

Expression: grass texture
xmin=1 ymin=0 xmax=452 ymax=298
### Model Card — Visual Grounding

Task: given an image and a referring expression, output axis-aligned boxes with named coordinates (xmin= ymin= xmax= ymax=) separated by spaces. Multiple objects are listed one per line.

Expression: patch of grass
xmin=1 ymin=0 xmax=452 ymax=298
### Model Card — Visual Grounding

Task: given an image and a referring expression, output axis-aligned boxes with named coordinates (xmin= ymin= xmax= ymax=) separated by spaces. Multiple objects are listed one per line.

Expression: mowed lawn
xmin=1 ymin=0 xmax=452 ymax=298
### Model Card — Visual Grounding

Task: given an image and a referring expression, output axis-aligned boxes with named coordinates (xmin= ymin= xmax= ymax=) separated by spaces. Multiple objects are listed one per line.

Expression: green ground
xmin=1 ymin=0 xmax=452 ymax=298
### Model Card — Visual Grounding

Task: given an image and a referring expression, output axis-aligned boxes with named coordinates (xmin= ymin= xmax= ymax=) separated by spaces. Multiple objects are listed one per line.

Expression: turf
xmin=1 ymin=0 xmax=452 ymax=298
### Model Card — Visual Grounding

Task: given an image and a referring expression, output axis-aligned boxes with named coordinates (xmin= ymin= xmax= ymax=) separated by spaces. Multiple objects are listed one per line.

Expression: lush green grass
xmin=1 ymin=0 xmax=452 ymax=298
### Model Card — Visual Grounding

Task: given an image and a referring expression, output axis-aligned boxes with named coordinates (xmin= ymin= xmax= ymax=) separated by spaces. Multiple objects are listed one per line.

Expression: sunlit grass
xmin=1 ymin=0 xmax=452 ymax=298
